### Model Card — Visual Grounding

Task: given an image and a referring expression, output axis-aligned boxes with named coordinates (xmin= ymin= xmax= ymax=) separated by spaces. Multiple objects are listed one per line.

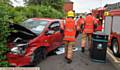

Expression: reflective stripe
xmin=65 ymin=29 xmax=75 ymax=32
xmin=86 ymin=28 xmax=93 ymax=29
xmin=64 ymin=36 xmax=75 ymax=38
xmin=84 ymin=29 xmax=93 ymax=31
xmin=85 ymin=24 xmax=94 ymax=26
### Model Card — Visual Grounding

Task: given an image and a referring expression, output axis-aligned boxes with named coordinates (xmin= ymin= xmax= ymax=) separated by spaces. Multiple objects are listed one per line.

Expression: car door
xmin=49 ymin=21 xmax=63 ymax=48
xmin=44 ymin=29 xmax=55 ymax=52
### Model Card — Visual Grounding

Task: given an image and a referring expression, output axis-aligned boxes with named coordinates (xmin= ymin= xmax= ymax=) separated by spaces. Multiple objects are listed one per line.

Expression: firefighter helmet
xmin=67 ymin=11 xmax=75 ymax=17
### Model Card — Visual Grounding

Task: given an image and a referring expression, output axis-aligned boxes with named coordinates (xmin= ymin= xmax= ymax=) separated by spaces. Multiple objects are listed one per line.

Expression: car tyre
xmin=40 ymin=47 xmax=47 ymax=60
xmin=30 ymin=47 xmax=47 ymax=66
xmin=112 ymin=39 xmax=120 ymax=57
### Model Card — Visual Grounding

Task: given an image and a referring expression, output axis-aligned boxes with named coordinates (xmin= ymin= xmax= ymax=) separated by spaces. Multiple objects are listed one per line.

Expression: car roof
xmin=31 ymin=18 xmax=62 ymax=22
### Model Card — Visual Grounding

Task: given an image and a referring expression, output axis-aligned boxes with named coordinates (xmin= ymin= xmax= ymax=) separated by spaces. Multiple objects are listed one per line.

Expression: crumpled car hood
xmin=9 ymin=23 xmax=37 ymax=37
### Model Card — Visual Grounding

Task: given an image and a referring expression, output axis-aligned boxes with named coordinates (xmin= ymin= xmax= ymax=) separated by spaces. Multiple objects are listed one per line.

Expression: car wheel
xmin=30 ymin=47 xmax=47 ymax=66
xmin=40 ymin=47 xmax=47 ymax=59
xmin=112 ymin=39 xmax=120 ymax=57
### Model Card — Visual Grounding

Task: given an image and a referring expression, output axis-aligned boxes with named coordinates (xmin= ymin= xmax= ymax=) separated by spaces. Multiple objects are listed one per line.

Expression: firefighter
xmin=63 ymin=11 xmax=76 ymax=63
xmin=76 ymin=16 xmax=85 ymax=36
xmin=95 ymin=16 xmax=103 ymax=32
xmin=81 ymin=13 xmax=96 ymax=53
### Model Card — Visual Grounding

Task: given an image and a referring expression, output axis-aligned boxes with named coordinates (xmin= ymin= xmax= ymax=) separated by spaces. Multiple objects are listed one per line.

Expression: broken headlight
xmin=10 ymin=43 xmax=28 ymax=55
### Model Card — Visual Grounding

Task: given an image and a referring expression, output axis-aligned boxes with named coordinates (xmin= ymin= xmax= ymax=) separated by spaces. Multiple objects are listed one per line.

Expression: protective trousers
xmin=81 ymin=33 xmax=92 ymax=48
xmin=64 ymin=41 xmax=75 ymax=60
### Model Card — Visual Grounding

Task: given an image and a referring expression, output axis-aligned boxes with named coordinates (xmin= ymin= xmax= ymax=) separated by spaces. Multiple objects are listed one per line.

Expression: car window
xmin=50 ymin=21 xmax=60 ymax=28
xmin=21 ymin=19 xmax=48 ymax=35
xmin=22 ymin=20 xmax=48 ymax=29
xmin=49 ymin=21 xmax=60 ymax=31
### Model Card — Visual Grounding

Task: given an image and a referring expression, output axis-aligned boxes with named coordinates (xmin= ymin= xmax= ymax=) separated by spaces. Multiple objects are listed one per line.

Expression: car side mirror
xmin=45 ymin=30 xmax=54 ymax=35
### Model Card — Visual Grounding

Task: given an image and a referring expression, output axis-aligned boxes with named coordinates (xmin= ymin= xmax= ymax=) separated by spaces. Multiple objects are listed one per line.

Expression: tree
xmin=43 ymin=0 xmax=64 ymax=11
xmin=24 ymin=0 xmax=42 ymax=5
xmin=25 ymin=0 xmax=64 ymax=11
xmin=0 ymin=0 xmax=14 ymax=7
xmin=0 ymin=0 xmax=8 ymax=3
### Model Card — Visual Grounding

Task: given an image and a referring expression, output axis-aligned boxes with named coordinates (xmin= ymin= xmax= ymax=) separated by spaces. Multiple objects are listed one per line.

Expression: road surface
xmin=38 ymin=51 xmax=117 ymax=70
xmin=37 ymin=34 xmax=118 ymax=70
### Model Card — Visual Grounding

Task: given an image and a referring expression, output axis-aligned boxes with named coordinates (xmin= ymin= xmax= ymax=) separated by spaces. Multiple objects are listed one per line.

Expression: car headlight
xmin=11 ymin=47 xmax=20 ymax=54
xmin=10 ymin=43 xmax=28 ymax=55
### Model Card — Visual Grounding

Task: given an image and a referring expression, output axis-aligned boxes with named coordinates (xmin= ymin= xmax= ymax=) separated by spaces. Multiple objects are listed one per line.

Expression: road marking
xmin=107 ymin=48 xmax=120 ymax=63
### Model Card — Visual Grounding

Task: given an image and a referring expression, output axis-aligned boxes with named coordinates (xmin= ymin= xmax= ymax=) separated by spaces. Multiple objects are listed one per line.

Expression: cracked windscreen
xmin=21 ymin=19 xmax=48 ymax=35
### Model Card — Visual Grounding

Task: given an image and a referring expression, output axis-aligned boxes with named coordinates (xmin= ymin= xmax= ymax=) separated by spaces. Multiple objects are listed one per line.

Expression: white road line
xmin=107 ymin=48 xmax=120 ymax=63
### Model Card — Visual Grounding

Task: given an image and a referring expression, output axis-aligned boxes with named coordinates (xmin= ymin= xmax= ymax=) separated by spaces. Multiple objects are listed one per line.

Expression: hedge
xmin=0 ymin=4 xmax=11 ymax=67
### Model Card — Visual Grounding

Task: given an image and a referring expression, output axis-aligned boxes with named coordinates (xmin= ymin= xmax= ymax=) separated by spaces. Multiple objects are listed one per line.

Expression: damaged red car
xmin=7 ymin=18 xmax=64 ymax=66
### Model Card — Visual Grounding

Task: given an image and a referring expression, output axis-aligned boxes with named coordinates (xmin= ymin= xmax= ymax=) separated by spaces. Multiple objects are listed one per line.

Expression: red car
xmin=7 ymin=18 xmax=64 ymax=66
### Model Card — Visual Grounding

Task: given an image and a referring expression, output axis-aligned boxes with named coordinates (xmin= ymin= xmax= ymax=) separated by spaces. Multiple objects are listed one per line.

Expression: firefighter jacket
xmin=63 ymin=18 xmax=76 ymax=42
xmin=95 ymin=18 xmax=102 ymax=31
xmin=83 ymin=15 xmax=95 ymax=34
xmin=76 ymin=18 xmax=85 ymax=31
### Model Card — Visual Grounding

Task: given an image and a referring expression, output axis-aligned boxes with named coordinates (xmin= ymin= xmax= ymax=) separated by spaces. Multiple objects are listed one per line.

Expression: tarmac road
xmin=37 ymin=34 xmax=117 ymax=70
xmin=38 ymin=51 xmax=117 ymax=70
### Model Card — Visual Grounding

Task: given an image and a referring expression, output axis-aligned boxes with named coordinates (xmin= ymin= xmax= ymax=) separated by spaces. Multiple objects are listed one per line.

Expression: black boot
xmin=81 ymin=47 xmax=85 ymax=53
xmin=66 ymin=59 xmax=72 ymax=64
xmin=65 ymin=56 xmax=68 ymax=60
xmin=65 ymin=57 xmax=72 ymax=64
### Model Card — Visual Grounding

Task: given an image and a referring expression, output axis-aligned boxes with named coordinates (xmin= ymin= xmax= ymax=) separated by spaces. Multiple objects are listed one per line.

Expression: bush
xmin=0 ymin=4 xmax=10 ymax=67
xmin=24 ymin=5 xmax=64 ymax=19
xmin=7 ymin=5 xmax=64 ymax=23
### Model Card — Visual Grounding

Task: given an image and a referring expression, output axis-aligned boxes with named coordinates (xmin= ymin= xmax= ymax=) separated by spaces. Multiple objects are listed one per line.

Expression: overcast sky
xmin=71 ymin=0 xmax=120 ymax=13
xmin=10 ymin=0 xmax=25 ymax=7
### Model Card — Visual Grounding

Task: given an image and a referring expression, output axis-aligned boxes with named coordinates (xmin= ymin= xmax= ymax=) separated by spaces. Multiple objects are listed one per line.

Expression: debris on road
xmin=55 ymin=46 xmax=79 ymax=55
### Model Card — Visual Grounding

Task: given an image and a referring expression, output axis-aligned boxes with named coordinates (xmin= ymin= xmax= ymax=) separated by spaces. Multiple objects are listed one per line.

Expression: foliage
xmin=25 ymin=0 xmax=64 ymax=12
xmin=8 ymin=7 xmax=27 ymax=23
xmin=0 ymin=0 xmax=9 ymax=4
xmin=0 ymin=61 xmax=10 ymax=67
xmin=26 ymin=5 xmax=64 ymax=18
xmin=0 ymin=4 xmax=11 ymax=67
xmin=8 ymin=5 xmax=64 ymax=23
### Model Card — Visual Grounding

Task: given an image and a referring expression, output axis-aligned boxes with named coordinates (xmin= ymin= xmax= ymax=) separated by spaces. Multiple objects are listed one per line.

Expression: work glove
xmin=80 ymin=24 xmax=84 ymax=32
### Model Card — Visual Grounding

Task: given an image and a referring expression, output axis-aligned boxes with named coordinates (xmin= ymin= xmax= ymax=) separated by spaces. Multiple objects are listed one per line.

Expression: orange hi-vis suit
xmin=81 ymin=14 xmax=95 ymax=50
xmin=83 ymin=15 xmax=95 ymax=33
xmin=63 ymin=17 xmax=76 ymax=62
xmin=64 ymin=18 xmax=76 ymax=42
xmin=76 ymin=17 xmax=85 ymax=31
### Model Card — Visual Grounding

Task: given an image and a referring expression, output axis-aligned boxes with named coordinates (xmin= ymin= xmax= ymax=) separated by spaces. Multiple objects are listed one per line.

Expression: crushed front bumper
xmin=7 ymin=53 xmax=31 ymax=67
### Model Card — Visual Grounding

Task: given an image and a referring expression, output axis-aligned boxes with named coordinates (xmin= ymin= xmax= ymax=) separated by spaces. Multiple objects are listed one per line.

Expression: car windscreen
xmin=21 ymin=19 xmax=48 ymax=35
